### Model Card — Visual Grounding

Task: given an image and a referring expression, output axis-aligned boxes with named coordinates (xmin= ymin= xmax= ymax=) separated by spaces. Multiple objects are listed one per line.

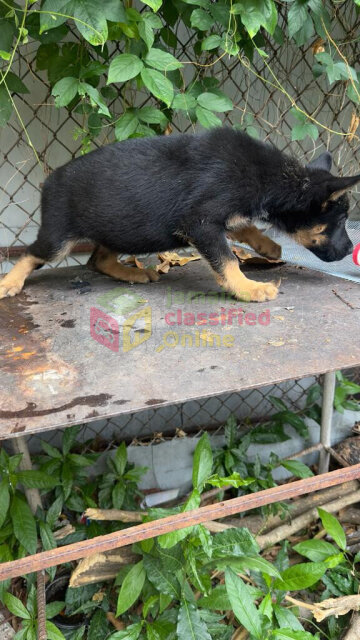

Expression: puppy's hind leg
xmin=0 ymin=237 xmax=76 ymax=299
xmin=91 ymin=246 xmax=159 ymax=283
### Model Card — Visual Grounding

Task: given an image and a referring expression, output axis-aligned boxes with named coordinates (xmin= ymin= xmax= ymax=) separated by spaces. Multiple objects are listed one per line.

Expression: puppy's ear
xmin=307 ymin=151 xmax=332 ymax=172
xmin=324 ymin=174 xmax=360 ymax=202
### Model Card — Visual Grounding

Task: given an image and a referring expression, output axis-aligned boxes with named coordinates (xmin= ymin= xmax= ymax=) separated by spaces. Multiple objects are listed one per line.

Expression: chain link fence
xmin=1 ymin=3 xmax=359 ymax=451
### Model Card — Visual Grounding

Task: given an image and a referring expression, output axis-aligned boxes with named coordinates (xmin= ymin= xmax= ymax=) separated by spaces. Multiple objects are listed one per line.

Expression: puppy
xmin=1 ymin=128 xmax=359 ymax=302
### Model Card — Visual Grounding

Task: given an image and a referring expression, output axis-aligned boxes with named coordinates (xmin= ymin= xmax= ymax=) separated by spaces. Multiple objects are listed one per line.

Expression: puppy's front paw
xmin=232 ymin=280 xmax=279 ymax=302
xmin=0 ymin=280 xmax=23 ymax=299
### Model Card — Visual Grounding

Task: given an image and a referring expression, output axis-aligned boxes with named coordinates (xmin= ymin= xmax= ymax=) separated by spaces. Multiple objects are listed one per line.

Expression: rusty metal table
xmin=1 ymin=260 xmax=360 ymax=443
xmin=1 ymin=260 xmax=360 ymax=581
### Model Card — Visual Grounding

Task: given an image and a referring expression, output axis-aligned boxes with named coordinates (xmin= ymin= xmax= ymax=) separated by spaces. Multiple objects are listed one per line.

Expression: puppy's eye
xmin=313 ymin=224 xmax=326 ymax=234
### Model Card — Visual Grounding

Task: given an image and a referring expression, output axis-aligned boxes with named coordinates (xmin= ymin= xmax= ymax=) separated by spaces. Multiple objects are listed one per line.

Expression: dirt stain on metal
xmin=1 ymin=393 xmax=112 ymax=420
xmin=145 ymin=398 xmax=166 ymax=406
xmin=60 ymin=319 xmax=76 ymax=328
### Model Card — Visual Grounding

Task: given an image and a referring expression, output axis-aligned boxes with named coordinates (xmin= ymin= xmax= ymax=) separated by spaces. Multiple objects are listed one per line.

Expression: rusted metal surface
xmin=1 ymin=464 xmax=360 ymax=581
xmin=0 ymin=261 xmax=360 ymax=439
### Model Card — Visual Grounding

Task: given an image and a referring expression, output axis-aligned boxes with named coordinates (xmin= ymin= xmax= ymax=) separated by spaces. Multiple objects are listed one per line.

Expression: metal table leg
xmin=319 ymin=371 xmax=336 ymax=474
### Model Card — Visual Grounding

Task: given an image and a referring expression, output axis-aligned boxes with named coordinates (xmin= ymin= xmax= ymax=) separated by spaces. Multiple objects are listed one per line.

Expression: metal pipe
xmin=1 ymin=463 xmax=360 ymax=582
xmin=319 ymin=371 xmax=336 ymax=474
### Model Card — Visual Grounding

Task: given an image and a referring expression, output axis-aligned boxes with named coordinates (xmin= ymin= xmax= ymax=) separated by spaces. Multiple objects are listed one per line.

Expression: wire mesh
xmin=1 ymin=5 xmax=359 ymax=452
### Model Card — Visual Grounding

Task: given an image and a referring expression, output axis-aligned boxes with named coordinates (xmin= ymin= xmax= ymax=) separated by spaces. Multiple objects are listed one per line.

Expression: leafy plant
xmin=0 ymin=0 xmax=359 ymax=154
xmin=4 ymin=585 xmax=66 ymax=640
xmin=36 ymin=425 xmax=97 ymax=513
xmin=98 ymin=442 xmax=146 ymax=511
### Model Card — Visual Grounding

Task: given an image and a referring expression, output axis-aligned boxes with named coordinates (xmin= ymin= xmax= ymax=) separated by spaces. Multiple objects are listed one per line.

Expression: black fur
xmin=29 ymin=128 xmax=358 ymax=270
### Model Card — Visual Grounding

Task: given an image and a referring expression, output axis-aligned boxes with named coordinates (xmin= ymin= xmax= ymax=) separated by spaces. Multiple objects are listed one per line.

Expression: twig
xmin=332 ymin=289 xmax=355 ymax=310
xmin=37 ymin=571 xmax=47 ymax=640
xmin=344 ymin=613 xmax=360 ymax=640
xmin=257 ymin=489 xmax=360 ymax=549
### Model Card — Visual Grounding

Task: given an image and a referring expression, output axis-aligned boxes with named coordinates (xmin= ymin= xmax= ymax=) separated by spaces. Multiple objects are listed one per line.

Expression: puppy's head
xmin=284 ymin=152 xmax=359 ymax=262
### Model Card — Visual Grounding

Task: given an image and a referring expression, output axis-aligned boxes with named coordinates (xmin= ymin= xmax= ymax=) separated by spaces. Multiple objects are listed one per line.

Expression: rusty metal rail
xmin=1 ymin=464 xmax=360 ymax=581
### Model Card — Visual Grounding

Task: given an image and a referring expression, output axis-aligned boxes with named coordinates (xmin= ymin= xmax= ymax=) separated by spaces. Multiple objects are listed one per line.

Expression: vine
xmin=0 ymin=0 xmax=359 ymax=159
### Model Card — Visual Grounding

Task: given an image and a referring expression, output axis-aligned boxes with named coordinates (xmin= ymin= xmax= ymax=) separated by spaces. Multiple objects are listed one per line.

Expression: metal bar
xmin=319 ymin=371 xmax=336 ymax=473
xmin=1 ymin=464 xmax=360 ymax=582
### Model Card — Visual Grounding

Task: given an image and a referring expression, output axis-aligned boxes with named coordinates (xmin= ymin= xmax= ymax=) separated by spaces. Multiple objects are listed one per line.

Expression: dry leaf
xmin=312 ymin=37 xmax=325 ymax=55
xmin=156 ymin=251 xmax=200 ymax=272
xmin=106 ymin=612 xmax=125 ymax=631
xmin=348 ymin=112 xmax=360 ymax=143
xmin=232 ymin=246 xmax=253 ymax=261
xmin=164 ymin=123 xmax=173 ymax=136
xmin=268 ymin=339 xmax=285 ymax=347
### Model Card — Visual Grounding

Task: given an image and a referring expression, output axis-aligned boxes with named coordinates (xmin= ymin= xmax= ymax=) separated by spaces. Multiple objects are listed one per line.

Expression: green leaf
xmin=46 ymin=495 xmax=63 ymax=528
xmin=79 ymin=82 xmax=111 ymax=117
xmin=201 ymin=34 xmax=222 ymax=51
xmin=108 ymin=623 xmax=142 ymax=639
xmin=41 ymin=440 xmax=63 ymax=460
xmin=207 ymin=473 xmax=254 ymax=489
xmin=113 ymin=444 xmax=127 ymax=476
xmin=115 ymin=112 xmax=139 ymax=141
xmin=191 ymin=8 xmax=213 ymax=31
xmin=192 ymin=433 xmax=213 ymax=491
xmin=143 ymin=554 xmax=181 ymax=599
xmin=318 ymin=508 xmax=346 ymax=550
xmin=198 ymin=585 xmax=231 ymax=610
xmin=272 ymin=631 xmax=315 ymax=640
xmin=145 ymin=48 xmax=182 ymax=71
xmin=6 ymin=72 xmax=29 ymax=94
xmin=45 ymin=620 xmax=66 ymax=640
xmin=112 ymin=481 xmax=126 ymax=508
xmin=62 ymin=425 xmax=81 ymax=456
xmin=104 ymin=0 xmax=127 ymax=22
xmin=0 ymin=19 xmax=15 ymax=55
xmin=116 ymin=560 xmax=146 ymax=616
xmin=197 ymin=92 xmax=232 ymax=113
xmin=196 ymin=106 xmax=222 ymax=128
xmin=61 ymin=462 xmax=73 ymax=501
xmin=291 ymin=122 xmax=319 ymax=142
xmin=138 ymin=19 xmax=154 ymax=51
xmin=45 ymin=601 xmax=65 ymax=619
xmin=39 ymin=521 xmax=57 ymax=551
xmin=73 ymin=0 xmax=109 ymax=45
xmin=0 ymin=85 xmax=12 ymax=127
xmin=3 ymin=593 xmax=30 ymax=619
xmin=16 ymin=470 xmax=59 ymax=489
xmin=11 ymin=495 xmax=37 ymax=555
xmin=225 ymin=568 xmax=262 ymax=639
xmin=141 ymin=0 xmax=162 ymax=12
xmin=280 ymin=460 xmax=313 ymax=479
xmin=288 ymin=0 xmax=308 ymax=38
xmin=213 ymin=527 xmax=260 ymax=558
xmin=214 ymin=555 xmax=282 ymax=579
xmin=177 ymin=601 xmax=211 ymax=640
xmin=138 ymin=106 xmax=167 ymax=127
xmin=172 ymin=93 xmax=197 ymax=111
xmin=141 ymin=68 xmax=173 ymax=107
xmin=0 ymin=478 xmax=10 ymax=528
xmin=52 ymin=77 xmax=79 ymax=108
xmin=274 ymin=562 xmax=327 ymax=590
xmin=293 ymin=539 xmax=338 ymax=563
xmin=273 ymin=605 xmax=304 ymax=631
xmin=108 ymin=54 xmax=144 ymax=84
xmin=88 ymin=609 xmax=107 ymax=640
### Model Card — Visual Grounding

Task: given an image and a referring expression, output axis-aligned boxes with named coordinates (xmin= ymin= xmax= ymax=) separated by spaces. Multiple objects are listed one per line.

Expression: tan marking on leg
xmin=0 ymin=255 xmax=44 ymax=299
xmin=228 ymin=226 xmax=282 ymax=260
xmin=94 ymin=247 xmax=159 ymax=284
xmin=215 ymin=259 xmax=279 ymax=302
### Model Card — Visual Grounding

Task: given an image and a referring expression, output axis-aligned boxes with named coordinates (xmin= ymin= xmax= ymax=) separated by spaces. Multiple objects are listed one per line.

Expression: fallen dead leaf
xmin=268 ymin=339 xmax=285 ymax=347
xmin=274 ymin=315 xmax=285 ymax=321
xmin=156 ymin=251 xmax=201 ymax=272
xmin=286 ymin=594 xmax=360 ymax=623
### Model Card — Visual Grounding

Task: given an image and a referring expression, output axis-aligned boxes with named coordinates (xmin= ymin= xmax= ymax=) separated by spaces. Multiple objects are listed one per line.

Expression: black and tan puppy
xmin=1 ymin=128 xmax=359 ymax=302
